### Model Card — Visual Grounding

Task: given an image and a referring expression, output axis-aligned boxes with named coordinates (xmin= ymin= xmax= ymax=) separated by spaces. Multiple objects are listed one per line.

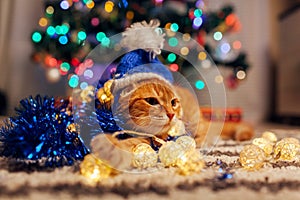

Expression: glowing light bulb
xmin=225 ymin=14 xmax=236 ymax=26
xmin=180 ymin=47 xmax=189 ymax=56
xmin=182 ymin=33 xmax=191 ymax=42
xmin=55 ymin=26 xmax=62 ymax=34
xmin=213 ymin=32 xmax=223 ymax=41
xmin=59 ymin=36 xmax=68 ymax=45
xmin=101 ymin=37 xmax=110 ymax=47
xmin=193 ymin=17 xmax=203 ymax=29
xmin=233 ymin=40 xmax=242 ymax=50
xmin=195 ymin=80 xmax=205 ymax=90
xmin=91 ymin=18 xmax=100 ymax=26
xmin=78 ymin=31 xmax=87 ymax=41
xmin=46 ymin=57 xmax=58 ymax=67
xmin=169 ymin=64 xmax=179 ymax=72
xmin=84 ymin=69 xmax=94 ymax=79
xmin=168 ymin=37 xmax=178 ymax=47
xmin=198 ymin=52 xmax=207 ymax=60
xmin=196 ymin=0 xmax=205 ymax=8
xmin=32 ymin=32 xmax=42 ymax=43
xmin=46 ymin=26 xmax=56 ymax=36
xmin=96 ymin=32 xmax=106 ymax=42
xmin=60 ymin=62 xmax=71 ymax=72
xmin=220 ymin=43 xmax=231 ymax=54
xmin=60 ymin=1 xmax=70 ymax=10
xmin=236 ymin=70 xmax=246 ymax=80
xmin=215 ymin=75 xmax=224 ymax=83
xmin=60 ymin=24 xmax=70 ymax=34
xmin=126 ymin=11 xmax=134 ymax=20
xmin=105 ymin=1 xmax=114 ymax=13
xmin=170 ymin=23 xmax=179 ymax=32
xmin=69 ymin=75 xmax=79 ymax=88
xmin=39 ymin=18 xmax=48 ymax=27
xmin=71 ymin=58 xmax=80 ymax=67
xmin=194 ymin=9 xmax=202 ymax=17
xmin=86 ymin=1 xmax=95 ymax=9
xmin=80 ymin=82 xmax=89 ymax=90
xmin=167 ymin=53 xmax=176 ymax=63
xmin=165 ymin=23 xmax=171 ymax=29
xmin=47 ymin=68 xmax=60 ymax=83
xmin=46 ymin=6 xmax=54 ymax=15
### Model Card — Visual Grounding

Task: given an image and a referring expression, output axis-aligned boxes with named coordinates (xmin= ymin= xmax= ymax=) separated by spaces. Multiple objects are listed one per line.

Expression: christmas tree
xmin=31 ymin=0 xmax=249 ymax=89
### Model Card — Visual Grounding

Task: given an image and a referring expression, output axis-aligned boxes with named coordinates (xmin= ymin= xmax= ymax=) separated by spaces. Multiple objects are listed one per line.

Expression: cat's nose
xmin=167 ymin=113 xmax=175 ymax=120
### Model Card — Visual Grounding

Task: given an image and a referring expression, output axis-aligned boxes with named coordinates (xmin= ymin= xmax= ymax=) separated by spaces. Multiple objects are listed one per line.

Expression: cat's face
xmin=116 ymin=80 xmax=184 ymax=136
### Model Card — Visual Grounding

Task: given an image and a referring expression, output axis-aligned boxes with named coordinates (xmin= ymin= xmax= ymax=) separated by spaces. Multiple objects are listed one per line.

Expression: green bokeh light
xmin=78 ymin=31 xmax=87 ymax=40
xmin=168 ymin=37 xmax=178 ymax=47
xmin=213 ymin=31 xmax=223 ymax=41
xmin=69 ymin=75 xmax=79 ymax=88
xmin=60 ymin=24 xmax=69 ymax=34
xmin=46 ymin=26 xmax=56 ymax=36
xmin=194 ymin=9 xmax=203 ymax=17
xmin=195 ymin=80 xmax=205 ymax=90
xmin=170 ymin=23 xmax=179 ymax=32
xmin=101 ymin=37 xmax=110 ymax=47
xmin=96 ymin=32 xmax=106 ymax=42
xmin=32 ymin=32 xmax=42 ymax=43
xmin=167 ymin=53 xmax=177 ymax=63
xmin=55 ymin=26 xmax=62 ymax=34
xmin=60 ymin=62 xmax=70 ymax=72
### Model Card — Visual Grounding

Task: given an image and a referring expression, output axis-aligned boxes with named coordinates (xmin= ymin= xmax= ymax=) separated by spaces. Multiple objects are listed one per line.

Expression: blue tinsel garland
xmin=0 ymin=95 xmax=89 ymax=167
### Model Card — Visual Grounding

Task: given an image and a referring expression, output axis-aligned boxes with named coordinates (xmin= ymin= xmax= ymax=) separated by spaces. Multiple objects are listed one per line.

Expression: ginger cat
xmin=92 ymin=74 xmax=253 ymax=169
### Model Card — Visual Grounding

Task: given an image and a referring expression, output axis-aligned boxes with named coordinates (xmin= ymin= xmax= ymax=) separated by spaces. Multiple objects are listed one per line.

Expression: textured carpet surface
xmin=1 ymin=117 xmax=300 ymax=200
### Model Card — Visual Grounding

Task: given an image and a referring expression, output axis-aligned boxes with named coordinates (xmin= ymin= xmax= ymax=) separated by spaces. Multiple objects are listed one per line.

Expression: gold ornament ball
xmin=281 ymin=137 xmax=299 ymax=144
xmin=262 ymin=131 xmax=277 ymax=143
xmin=104 ymin=80 xmax=113 ymax=96
xmin=80 ymin=154 xmax=113 ymax=182
xmin=240 ymin=144 xmax=266 ymax=170
xmin=132 ymin=143 xmax=158 ymax=169
xmin=96 ymin=80 xmax=114 ymax=108
xmin=252 ymin=137 xmax=274 ymax=156
xmin=167 ymin=121 xmax=185 ymax=137
xmin=80 ymin=85 xmax=94 ymax=103
xmin=175 ymin=149 xmax=204 ymax=175
xmin=158 ymin=141 xmax=184 ymax=167
xmin=176 ymin=136 xmax=196 ymax=150
xmin=66 ymin=123 xmax=79 ymax=133
xmin=274 ymin=138 xmax=300 ymax=161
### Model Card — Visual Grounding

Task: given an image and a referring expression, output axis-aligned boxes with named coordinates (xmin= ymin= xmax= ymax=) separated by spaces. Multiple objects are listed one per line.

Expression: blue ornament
xmin=0 ymin=95 xmax=89 ymax=168
xmin=216 ymin=159 xmax=234 ymax=180
xmin=218 ymin=172 xmax=233 ymax=180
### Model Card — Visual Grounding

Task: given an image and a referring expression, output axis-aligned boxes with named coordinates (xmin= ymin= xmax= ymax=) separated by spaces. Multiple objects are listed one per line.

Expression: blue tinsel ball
xmin=0 ymin=95 xmax=89 ymax=167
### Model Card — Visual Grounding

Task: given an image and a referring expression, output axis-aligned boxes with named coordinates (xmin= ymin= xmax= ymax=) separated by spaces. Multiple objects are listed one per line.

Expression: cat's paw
xmin=90 ymin=134 xmax=133 ymax=171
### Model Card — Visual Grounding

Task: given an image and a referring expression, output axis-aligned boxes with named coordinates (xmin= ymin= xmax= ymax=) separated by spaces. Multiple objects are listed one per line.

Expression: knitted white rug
xmin=1 ymin=118 xmax=300 ymax=200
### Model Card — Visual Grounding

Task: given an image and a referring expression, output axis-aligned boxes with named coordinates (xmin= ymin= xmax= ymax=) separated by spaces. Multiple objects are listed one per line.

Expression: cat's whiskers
xmin=116 ymin=78 xmax=185 ymax=136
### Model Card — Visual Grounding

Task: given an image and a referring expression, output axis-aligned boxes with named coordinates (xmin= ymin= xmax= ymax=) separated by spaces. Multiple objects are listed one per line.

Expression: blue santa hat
xmin=96 ymin=20 xmax=174 ymax=134
xmin=114 ymin=49 xmax=173 ymax=83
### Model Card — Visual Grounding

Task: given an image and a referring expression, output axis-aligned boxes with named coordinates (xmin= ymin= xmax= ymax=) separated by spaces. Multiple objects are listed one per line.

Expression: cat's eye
xmin=145 ymin=97 xmax=159 ymax=105
xmin=171 ymin=99 xmax=178 ymax=108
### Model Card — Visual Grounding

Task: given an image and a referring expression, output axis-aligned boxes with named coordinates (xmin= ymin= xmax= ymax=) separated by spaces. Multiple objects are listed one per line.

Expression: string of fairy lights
xmin=31 ymin=0 xmax=249 ymax=89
